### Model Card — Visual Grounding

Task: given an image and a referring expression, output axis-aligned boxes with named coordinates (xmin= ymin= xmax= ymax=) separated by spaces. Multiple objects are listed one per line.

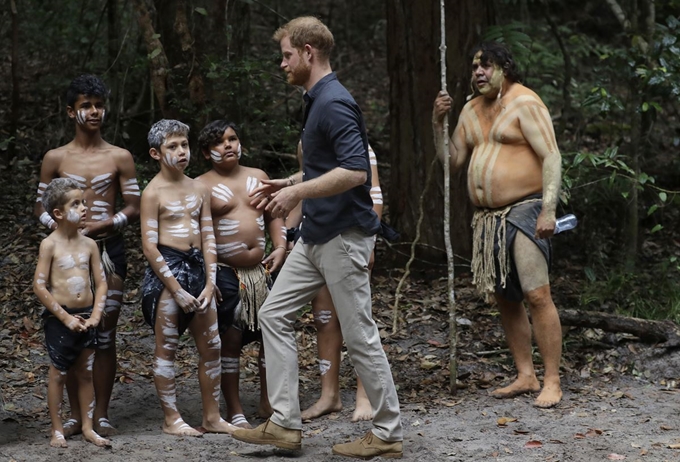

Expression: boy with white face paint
xmin=34 ymin=74 xmax=140 ymax=437
xmin=140 ymin=119 xmax=236 ymax=437
xmin=195 ymin=120 xmax=288 ymax=428
xmin=33 ymin=178 xmax=110 ymax=449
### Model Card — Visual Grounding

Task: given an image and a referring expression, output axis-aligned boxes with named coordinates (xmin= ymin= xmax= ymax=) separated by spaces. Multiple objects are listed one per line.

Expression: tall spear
xmin=439 ymin=0 xmax=458 ymax=395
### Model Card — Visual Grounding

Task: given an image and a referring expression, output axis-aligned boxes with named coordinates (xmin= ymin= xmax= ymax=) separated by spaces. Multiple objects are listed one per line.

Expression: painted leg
xmin=525 ymin=285 xmax=563 ymax=408
xmin=62 ymin=370 xmax=81 ymax=437
xmin=512 ymin=232 xmax=562 ymax=407
xmin=153 ymin=292 xmax=201 ymax=437
xmin=257 ymin=344 xmax=273 ymax=419
xmin=93 ymin=278 xmax=123 ymax=436
xmin=301 ymin=286 xmax=343 ymax=421
xmin=192 ymin=301 xmax=236 ymax=434
xmin=219 ymin=326 xmax=249 ymax=428
xmin=75 ymin=350 xmax=111 ymax=447
xmin=47 ymin=366 xmax=68 ymax=448
xmin=490 ymin=294 xmax=540 ymax=398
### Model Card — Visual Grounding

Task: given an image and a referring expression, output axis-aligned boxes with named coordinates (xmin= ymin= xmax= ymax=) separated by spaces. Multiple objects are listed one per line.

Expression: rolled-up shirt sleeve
xmin=321 ymin=99 xmax=369 ymax=172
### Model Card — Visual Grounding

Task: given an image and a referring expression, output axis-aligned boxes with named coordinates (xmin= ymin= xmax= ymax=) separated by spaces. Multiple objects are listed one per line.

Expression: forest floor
xmin=2 ymin=163 xmax=680 ymax=462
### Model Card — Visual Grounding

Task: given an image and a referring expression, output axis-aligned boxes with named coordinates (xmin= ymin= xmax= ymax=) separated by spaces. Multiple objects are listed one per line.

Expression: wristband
xmin=39 ymin=211 xmax=55 ymax=229
xmin=274 ymin=245 xmax=287 ymax=251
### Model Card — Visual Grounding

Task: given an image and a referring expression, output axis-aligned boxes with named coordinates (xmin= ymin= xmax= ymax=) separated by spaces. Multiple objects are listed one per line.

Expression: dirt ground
xmin=2 ymin=266 xmax=680 ymax=462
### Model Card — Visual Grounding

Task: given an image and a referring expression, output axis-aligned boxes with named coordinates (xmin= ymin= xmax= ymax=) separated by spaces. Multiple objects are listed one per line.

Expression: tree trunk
xmin=386 ymin=0 xmax=492 ymax=263
xmin=7 ymin=0 xmax=19 ymax=168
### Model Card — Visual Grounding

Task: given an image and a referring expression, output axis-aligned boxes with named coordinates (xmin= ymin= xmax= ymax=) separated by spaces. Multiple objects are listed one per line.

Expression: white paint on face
xmin=316 ymin=310 xmax=333 ymax=324
xmin=163 ymin=153 xmax=178 ymax=168
xmin=217 ymin=218 xmax=240 ymax=236
xmin=319 ymin=359 xmax=332 ymax=376
xmin=76 ymin=109 xmax=87 ymax=126
xmin=256 ymin=215 xmax=265 ymax=231
xmin=210 ymin=150 xmax=223 ymax=163
xmin=66 ymin=209 xmax=81 ymax=223
xmin=67 ymin=276 xmax=86 ymax=295
xmin=237 ymin=144 xmax=242 ymax=159
xmin=92 ymin=173 xmax=113 ymax=196
xmin=212 ymin=184 xmax=234 ymax=203
xmin=216 ymin=242 xmax=247 ymax=257
xmin=122 ymin=178 xmax=141 ymax=196
xmin=57 ymin=255 xmax=76 ymax=270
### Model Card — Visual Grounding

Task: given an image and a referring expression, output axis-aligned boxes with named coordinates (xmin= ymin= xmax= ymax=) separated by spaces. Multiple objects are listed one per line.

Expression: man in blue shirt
xmin=233 ymin=16 xmax=403 ymax=459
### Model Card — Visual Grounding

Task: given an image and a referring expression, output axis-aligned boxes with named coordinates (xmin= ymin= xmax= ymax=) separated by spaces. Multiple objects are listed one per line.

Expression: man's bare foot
xmin=163 ymin=418 xmax=203 ymax=437
xmin=258 ymin=403 xmax=273 ymax=420
xmin=95 ymin=417 xmax=117 ymax=436
xmin=62 ymin=418 xmax=81 ymax=437
xmin=351 ymin=394 xmax=373 ymax=422
xmin=82 ymin=429 xmax=112 ymax=448
xmin=201 ymin=417 xmax=237 ymax=434
xmin=229 ymin=413 xmax=252 ymax=429
xmin=490 ymin=376 xmax=540 ymax=399
xmin=301 ymin=397 xmax=342 ymax=421
xmin=50 ymin=430 xmax=68 ymax=448
xmin=533 ymin=381 xmax=562 ymax=408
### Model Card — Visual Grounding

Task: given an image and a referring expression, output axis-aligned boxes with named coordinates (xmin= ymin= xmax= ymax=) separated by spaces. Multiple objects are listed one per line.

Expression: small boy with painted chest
xmin=140 ymin=119 xmax=235 ymax=436
xmin=33 ymin=178 xmax=110 ymax=448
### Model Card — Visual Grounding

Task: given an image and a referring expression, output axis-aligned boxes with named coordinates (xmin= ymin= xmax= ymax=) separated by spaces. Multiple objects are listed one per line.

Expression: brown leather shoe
xmin=232 ymin=419 xmax=301 ymax=450
xmin=332 ymin=431 xmax=403 ymax=459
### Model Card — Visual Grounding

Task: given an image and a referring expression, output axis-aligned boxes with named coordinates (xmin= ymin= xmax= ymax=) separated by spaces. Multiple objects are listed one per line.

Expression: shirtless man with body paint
xmin=195 ymin=120 xmax=287 ymax=428
xmin=34 ymin=75 xmax=140 ymax=436
xmin=433 ymin=42 xmax=563 ymax=408
xmin=33 ymin=178 xmax=110 ymax=448
xmin=140 ymin=119 xmax=235 ymax=437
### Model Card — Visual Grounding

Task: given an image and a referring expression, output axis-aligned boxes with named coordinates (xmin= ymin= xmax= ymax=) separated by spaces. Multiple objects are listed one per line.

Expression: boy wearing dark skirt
xmin=33 ymin=178 xmax=110 ymax=448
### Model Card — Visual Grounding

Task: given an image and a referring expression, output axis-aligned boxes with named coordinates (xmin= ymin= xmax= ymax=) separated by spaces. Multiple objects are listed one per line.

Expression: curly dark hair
xmin=43 ymin=178 xmax=82 ymax=219
xmin=198 ymin=120 xmax=240 ymax=152
xmin=65 ymin=74 xmax=109 ymax=107
xmin=471 ymin=42 xmax=522 ymax=83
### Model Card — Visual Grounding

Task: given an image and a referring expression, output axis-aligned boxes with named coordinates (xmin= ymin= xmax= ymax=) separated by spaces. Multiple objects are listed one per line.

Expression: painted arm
xmin=196 ymin=184 xmax=216 ymax=311
xmin=33 ymin=240 xmax=86 ymax=332
xmin=432 ymin=92 xmax=469 ymax=172
xmin=34 ymin=151 xmax=60 ymax=230
xmin=519 ymin=102 xmax=562 ymax=237
xmin=368 ymin=145 xmax=383 ymax=221
xmin=140 ymin=187 xmax=200 ymax=312
xmin=84 ymin=239 xmax=108 ymax=328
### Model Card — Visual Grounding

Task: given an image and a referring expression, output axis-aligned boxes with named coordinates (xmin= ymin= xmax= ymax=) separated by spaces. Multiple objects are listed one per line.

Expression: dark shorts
xmin=43 ymin=306 xmax=96 ymax=372
xmin=142 ymin=245 xmax=205 ymax=336
xmin=494 ymin=196 xmax=552 ymax=303
xmin=215 ymin=265 xmax=265 ymax=345
xmin=97 ymin=233 xmax=127 ymax=280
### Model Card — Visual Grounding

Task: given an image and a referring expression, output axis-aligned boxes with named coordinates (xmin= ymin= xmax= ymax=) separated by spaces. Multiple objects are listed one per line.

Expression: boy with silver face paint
xmin=140 ymin=119 xmax=236 ymax=437
xmin=34 ymin=74 xmax=140 ymax=437
xmin=33 ymin=178 xmax=110 ymax=449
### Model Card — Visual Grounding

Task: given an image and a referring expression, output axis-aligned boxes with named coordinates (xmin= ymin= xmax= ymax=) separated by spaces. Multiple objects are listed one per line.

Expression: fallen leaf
xmin=586 ymin=428 xmax=603 ymax=437
xmin=660 ymin=425 xmax=673 ymax=431
xmin=668 ymin=443 xmax=680 ymax=449
xmin=574 ymin=433 xmax=586 ymax=439
xmin=513 ymin=430 xmax=530 ymax=435
xmin=525 ymin=440 xmax=542 ymax=449
xmin=607 ymin=454 xmax=625 ymax=460
xmin=497 ymin=417 xmax=517 ymax=426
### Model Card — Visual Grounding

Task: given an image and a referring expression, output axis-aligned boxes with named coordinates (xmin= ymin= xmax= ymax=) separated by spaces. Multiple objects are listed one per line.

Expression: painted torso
xmin=197 ymin=167 xmax=268 ymax=267
xmin=462 ymin=84 xmax=549 ymax=208
xmin=43 ymin=236 xmax=97 ymax=308
xmin=150 ymin=177 xmax=205 ymax=252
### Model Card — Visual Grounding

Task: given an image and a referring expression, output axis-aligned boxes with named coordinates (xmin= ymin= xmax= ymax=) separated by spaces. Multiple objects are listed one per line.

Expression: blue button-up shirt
xmin=299 ymin=73 xmax=380 ymax=244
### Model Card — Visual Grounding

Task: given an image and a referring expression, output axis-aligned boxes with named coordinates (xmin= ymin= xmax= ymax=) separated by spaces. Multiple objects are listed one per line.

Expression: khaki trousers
xmin=259 ymin=228 xmax=403 ymax=442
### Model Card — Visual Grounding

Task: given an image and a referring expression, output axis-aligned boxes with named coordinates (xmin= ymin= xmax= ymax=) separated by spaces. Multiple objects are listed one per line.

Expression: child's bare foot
xmin=62 ymin=418 xmax=81 ymax=437
xmin=95 ymin=417 xmax=117 ymax=436
xmin=351 ymin=394 xmax=373 ymax=422
xmin=201 ymin=417 xmax=237 ymax=434
xmin=82 ymin=429 xmax=112 ymax=448
xmin=301 ymin=397 xmax=342 ymax=421
xmin=490 ymin=376 xmax=540 ymax=399
xmin=229 ymin=413 xmax=252 ymax=429
xmin=258 ymin=403 xmax=273 ymax=420
xmin=163 ymin=418 xmax=203 ymax=437
xmin=50 ymin=430 xmax=68 ymax=448
xmin=533 ymin=381 xmax=562 ymax=408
